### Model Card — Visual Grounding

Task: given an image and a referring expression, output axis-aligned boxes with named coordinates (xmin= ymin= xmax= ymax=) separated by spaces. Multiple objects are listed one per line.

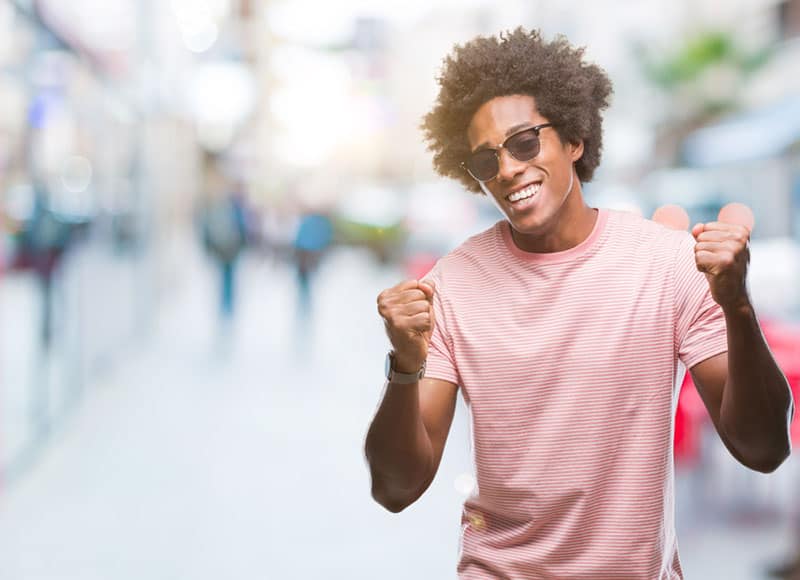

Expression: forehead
xmin=467 ymin=95 xmax=544 ymax=147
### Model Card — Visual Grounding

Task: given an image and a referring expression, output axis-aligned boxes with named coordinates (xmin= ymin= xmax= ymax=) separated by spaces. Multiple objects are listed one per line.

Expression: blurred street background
xmin=0 ymin=0 xmax=799 ymax=578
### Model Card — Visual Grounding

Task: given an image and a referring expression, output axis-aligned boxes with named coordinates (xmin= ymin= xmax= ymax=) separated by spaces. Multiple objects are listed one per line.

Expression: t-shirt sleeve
xmin=421 ymin=264 xmax=460 ymax=385
xmin=674 ymin=233 xmax=728 ymax=369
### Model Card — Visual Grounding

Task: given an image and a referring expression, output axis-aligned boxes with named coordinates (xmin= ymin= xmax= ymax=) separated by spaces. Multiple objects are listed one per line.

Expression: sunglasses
xmin=461 ymin=123 xmax=553 ymax=182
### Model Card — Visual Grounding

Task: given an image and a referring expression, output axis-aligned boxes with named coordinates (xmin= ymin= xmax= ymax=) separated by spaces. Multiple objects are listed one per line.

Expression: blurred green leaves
xmin=638 ymin=30 xmax=774 ymax=120
xmin=642 ymin=31 xmax=772 ymax=89
xmin=632 ymin=28 xmax=777 ymax=166
xmin=333 ymin=216 xmax=405 ymax=262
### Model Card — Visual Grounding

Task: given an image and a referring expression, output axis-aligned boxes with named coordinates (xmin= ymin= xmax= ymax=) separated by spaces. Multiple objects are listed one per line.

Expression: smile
xmin=506 ymin=182 xmax=541 ymax=203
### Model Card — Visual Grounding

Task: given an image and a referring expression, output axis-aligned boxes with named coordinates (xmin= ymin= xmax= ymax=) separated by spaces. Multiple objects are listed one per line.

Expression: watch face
xmin=384 ymin=352 xmax=424 ymax=384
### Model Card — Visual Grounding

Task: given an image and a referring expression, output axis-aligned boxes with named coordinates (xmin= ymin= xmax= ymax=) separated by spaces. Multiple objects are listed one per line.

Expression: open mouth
xmin=506 ymin=182 xmax=542 ymax=205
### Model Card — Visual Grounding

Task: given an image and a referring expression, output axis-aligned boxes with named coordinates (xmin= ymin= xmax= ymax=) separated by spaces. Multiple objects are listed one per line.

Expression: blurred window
xmin=779 ymin=0 xmax=800 ymax=39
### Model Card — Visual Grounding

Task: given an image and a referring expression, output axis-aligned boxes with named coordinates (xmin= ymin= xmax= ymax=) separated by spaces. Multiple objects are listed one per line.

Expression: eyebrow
xmin=472 ymin=123 xmax=535 ymax=152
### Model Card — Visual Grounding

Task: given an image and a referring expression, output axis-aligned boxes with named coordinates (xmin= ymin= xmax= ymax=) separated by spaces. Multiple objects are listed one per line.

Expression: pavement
xmin=0 ymin=236 xmax=797 ymax=579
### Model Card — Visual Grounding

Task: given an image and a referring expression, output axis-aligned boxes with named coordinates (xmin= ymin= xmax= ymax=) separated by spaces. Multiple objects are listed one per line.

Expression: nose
xmin=496 ymin=147 xmax=527 ymax=182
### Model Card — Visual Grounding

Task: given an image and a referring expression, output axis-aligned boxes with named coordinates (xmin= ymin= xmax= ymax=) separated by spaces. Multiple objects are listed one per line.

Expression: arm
xmin=365 ymin=278 xmax=458 ymax=512
xmin=690 ymin=306 xmax=794 ymax=473
xmin=364 ymin=376 xmax=458 ymax=512
xmin=690 ymin=219 xmax=795 ymax=473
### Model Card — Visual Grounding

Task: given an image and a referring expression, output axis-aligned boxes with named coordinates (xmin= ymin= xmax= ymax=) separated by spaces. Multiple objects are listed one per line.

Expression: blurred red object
xmin=674 ymin=317 xmax=800 ymax=466
xmin=761 ymin=318 xmax=800 ymax=445
xmin=404 ymin=252 xmax=440 ymax=281
xmin=674 ymin=371 xmax=706 ymax=468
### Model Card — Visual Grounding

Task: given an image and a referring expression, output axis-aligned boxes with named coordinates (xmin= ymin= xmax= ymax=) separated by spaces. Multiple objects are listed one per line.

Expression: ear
xmin=652 ymin=204 xmax=690 ymax=231
xmin=569 ymin=140 xmax=584 ymax=162
xmin=717 ymin=202 xmax=754 ymax=233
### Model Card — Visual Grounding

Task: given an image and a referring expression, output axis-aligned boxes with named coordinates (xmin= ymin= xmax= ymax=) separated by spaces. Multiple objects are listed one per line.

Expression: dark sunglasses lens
xmin=507 ymin=129 xmax=541 ymax=161
xmin=466 ymin=150 xmax=498 ymax=181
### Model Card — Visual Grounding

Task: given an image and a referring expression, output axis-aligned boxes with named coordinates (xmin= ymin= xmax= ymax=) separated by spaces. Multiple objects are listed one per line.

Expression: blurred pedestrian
xmin=200 ymin=180 xmax=249 ymax=323
xmin=364 ymin=28 xmax=794 ymax=579
xmin=15 ymin=184 xmax=73 ymax=349
xmin=292 ymin=210 xmax=333 ymax=316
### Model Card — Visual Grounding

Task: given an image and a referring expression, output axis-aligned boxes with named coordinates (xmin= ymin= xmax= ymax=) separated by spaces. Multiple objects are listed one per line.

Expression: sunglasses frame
xmin=461 ymin=123 xmax=553 ymax=183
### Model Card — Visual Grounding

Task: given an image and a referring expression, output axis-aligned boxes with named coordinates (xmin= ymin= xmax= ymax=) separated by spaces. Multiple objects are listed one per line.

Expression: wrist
xmin=386 ymin=351 xmax=426 ymax=385
xmin=721 ymin=297 xmax=754 ymax=318
xmin=392 ymin=352 xmax=424 ymax=374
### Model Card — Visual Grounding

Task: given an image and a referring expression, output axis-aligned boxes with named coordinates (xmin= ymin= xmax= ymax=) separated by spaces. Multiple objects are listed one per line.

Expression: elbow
xmin=720 ymin=415 xmax=793 ymax=474
xmin=737 ymin=439 xmax=792 ymax=474
xmin=375 ymin=495 xmax=413 ymax=514
xmin=746 ymin=448 xmax=791 ymax=474
xmin=381 ymin=501 xmax=409 ymax=514
xmin=368 ymin=465 xmax=432 ymax=514
xmin=748 ymin=457 xmax=787 ymax=474
xmin=371 ymin=483 xmax=415 ymax=513
xmin=364 ymin=445 xmax=434 ymax=514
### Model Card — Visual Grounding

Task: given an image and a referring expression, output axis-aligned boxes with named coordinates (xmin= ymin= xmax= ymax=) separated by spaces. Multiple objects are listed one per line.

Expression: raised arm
xmin=689 ymin=214 xmax=794 ymax=472
xmin=364 ymin=279 xmax=459 ymax=512
xmin=690 ymin=317 xmax=793 ymax=473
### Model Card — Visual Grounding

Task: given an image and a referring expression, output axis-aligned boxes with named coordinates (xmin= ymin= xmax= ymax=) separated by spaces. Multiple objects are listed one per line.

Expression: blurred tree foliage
xmin=636 ymin=29 xmax=774 ymax=163
xmin=644 ymin=31 xmax=772 ymax=91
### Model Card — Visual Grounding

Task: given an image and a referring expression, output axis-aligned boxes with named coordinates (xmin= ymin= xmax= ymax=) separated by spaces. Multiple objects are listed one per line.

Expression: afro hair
xmin=421 ymin=28 xmax=613 ymax=193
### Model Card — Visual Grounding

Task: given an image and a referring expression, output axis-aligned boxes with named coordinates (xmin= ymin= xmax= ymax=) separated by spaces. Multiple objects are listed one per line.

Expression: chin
xmin=509 ymin=220 xmax=543 ymax=238
xmin=511 ymin=211 xmax=550 ymax=233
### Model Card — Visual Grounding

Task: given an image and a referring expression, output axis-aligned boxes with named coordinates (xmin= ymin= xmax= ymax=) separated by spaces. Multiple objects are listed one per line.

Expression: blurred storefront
xmin=0 ymin=0 xmax=145 ymax=481
xmin=0 ymin=0 xmax=229 ymax=482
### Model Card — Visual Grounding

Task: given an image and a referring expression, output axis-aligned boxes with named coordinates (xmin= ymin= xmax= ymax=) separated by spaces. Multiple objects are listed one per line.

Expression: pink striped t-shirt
xmin=424 ymin=208 xmax=728 ymax=579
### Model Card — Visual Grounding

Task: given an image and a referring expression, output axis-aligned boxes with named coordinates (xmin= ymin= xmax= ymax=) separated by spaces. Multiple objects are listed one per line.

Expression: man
xmin=364 ymin=28 xmax=794 ymax=579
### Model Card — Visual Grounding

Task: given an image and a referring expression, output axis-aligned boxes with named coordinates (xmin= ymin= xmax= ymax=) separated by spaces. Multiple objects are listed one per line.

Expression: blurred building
xmin=0 ymin=0 xmax=261 ymax=482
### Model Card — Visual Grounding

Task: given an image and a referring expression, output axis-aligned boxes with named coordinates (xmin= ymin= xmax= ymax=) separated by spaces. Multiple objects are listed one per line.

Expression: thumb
xmin=419 ymin=279 xmax=435 ymax=301
xmin=419 ymin=280 xmax=436 ymax=338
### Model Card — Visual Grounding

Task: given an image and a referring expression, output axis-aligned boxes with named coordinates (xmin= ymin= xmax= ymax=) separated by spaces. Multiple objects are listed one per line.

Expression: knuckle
xmin=383 ymin=305 xmax=400 ymax=321
xmin=720 ymin=253 xmax=734 ymax=267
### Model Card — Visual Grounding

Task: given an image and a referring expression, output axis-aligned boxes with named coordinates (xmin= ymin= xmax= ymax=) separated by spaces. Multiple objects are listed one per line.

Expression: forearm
xmin=720 ymin=301 xmax=795 ymax=471
xmin=365 ymin=381 xmax=434 ymax=509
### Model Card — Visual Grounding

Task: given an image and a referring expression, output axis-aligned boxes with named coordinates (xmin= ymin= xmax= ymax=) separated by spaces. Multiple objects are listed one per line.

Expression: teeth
xmin=507 ymin=183 xmax=541 ymax=202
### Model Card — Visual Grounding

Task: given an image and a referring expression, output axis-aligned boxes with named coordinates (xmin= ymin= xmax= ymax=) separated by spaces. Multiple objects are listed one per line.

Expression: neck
xmin=511 ymin=203 xmax=598 ymax=253
xmin=510 ymin=171 xmax=596 ymax=253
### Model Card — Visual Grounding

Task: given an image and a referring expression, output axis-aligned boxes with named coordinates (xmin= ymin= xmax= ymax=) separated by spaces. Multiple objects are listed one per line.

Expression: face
xmin=466 ymin=95 xmax=584 ymax=238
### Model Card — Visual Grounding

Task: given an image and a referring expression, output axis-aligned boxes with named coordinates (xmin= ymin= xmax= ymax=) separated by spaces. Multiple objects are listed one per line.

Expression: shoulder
xmin=606 ymin=208 xmax=692 ymax=257
xmin=422 ymin=221 xmax=503 ymax=290
xmin=435 ymin=221 xmax=502 ymax=267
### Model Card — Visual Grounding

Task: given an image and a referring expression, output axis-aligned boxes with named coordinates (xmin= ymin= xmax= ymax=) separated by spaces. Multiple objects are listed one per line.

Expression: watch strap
xmin=386 ymin=351 xmax=426 ymax=384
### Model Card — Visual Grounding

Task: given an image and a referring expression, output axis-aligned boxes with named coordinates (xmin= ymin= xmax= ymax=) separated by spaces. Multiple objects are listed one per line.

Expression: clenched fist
xmin=652 ymin=202 xmax=755 ymax=312
xmin=692 ymin=220 xmax=751 ymax=311
xmin=377 ymin=279 xmax=436 ymax=373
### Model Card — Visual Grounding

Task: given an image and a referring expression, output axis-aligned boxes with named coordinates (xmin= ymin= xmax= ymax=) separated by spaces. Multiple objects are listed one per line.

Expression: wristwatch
xmin=385 ymin=351 xmax=426 ymax=384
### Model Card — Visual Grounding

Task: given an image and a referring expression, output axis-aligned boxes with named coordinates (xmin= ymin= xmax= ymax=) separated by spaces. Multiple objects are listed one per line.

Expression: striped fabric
xmin=423 ymin=208 xmax=728 ymax=579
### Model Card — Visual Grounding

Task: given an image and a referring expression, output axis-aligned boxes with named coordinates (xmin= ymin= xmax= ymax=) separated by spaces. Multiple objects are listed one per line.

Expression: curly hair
xmin=421 ymin=28 xmax=613 ymax=193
